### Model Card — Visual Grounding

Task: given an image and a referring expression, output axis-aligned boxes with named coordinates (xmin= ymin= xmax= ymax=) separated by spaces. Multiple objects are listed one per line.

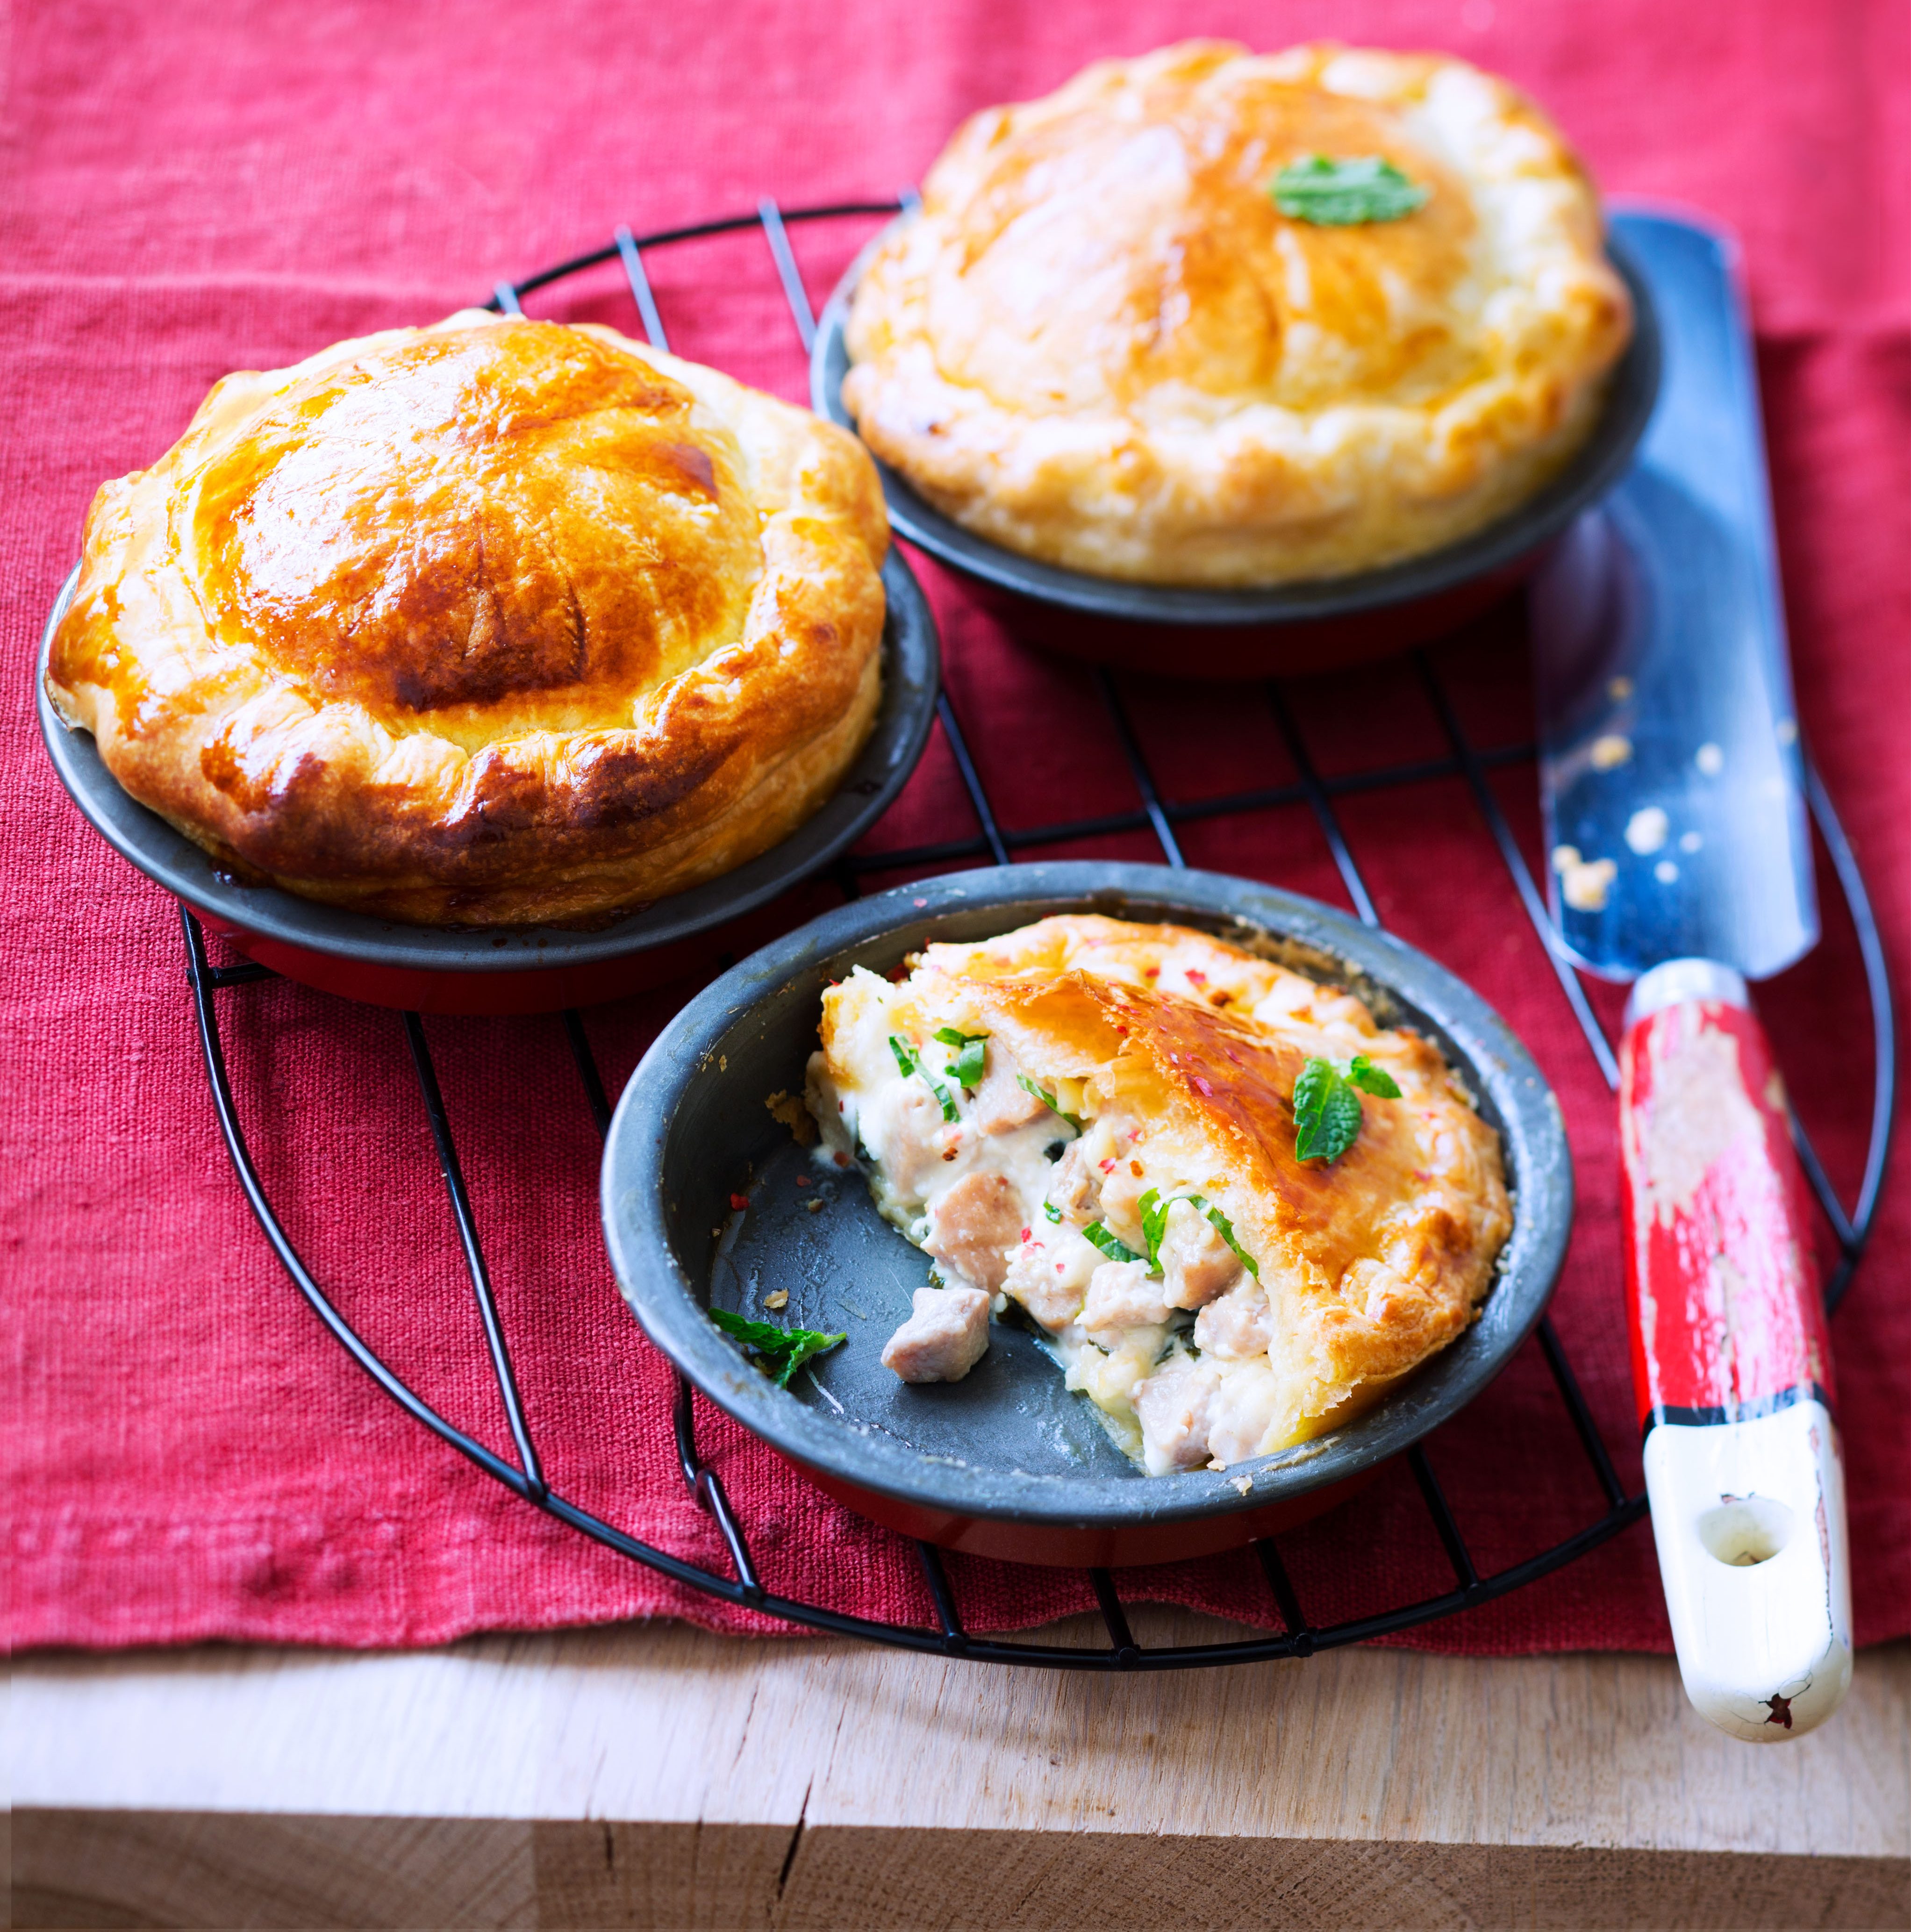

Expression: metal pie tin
xmin=36 ymin=551 xmax=940 ymax=1013
xmin=601 ymin=863 xmax=1572 ymax=1567
xmin=812 ymin=222 xmax=1661 ymax=680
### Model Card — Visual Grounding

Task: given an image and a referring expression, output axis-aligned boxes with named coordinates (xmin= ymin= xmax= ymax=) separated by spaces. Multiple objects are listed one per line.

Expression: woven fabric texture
xmin=5 ymin=0 xmax=1906 ymax=1654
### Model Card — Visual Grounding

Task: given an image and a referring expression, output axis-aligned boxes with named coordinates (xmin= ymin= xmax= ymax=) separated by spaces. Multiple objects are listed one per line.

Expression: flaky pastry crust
xmin=843 ymin=41 xmax=1632 ymax=586
xmin=45 ymin=314 xmax=889 ymax=925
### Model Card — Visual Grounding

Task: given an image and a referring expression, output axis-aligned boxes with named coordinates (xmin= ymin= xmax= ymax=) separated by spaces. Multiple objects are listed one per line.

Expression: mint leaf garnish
xmin=1346 ymin=1053 xmax=1402 ymax=1099
xmin=1293 ymin=1053 xmax=1401 ymax=1162
xmin=933 ymin=1026 xmax=988 ymax=1090
xmin=1272 ymin=154 xmax=1428 ymax=226
xmin=709 ymin=1306 xmax=847 ymax=1388
xmin=1083 ymin=1221 xmax=1141 ymax=1265
xmin=1016 ymin=1073 xmax=1082 ymax=1131
xmin=889 ymin=1032 xmax=958 ymax=1122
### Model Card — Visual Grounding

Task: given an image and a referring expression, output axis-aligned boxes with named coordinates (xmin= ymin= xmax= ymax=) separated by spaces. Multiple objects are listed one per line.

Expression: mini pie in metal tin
xmin=839 ymin=40 xmax=1634 ymax=589
xmin=43 ymin=313 xmax=891 ymax=928
xmin=601 ymin=865 xmax=1572 ymax=1560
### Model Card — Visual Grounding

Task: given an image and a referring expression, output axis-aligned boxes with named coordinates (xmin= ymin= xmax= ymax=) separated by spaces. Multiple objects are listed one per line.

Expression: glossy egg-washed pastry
xmin=45 ymin=314 xmax=888 ymax=926
xmin=806 ymin=916 xmax=1511 ymax=1474
xmin=843 ymin=41 xmax=1632 ymax=586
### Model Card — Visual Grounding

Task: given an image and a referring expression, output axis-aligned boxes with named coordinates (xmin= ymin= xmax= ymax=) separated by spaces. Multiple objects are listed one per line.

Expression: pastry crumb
xmin=766 ymin=1089 xmax=819 ymax=1145
xmin=1230 ymin=1474 xmax=1253 ymax=1496
xmin=1590 ymin=734 xmax=1632 ymax=770
xmin=1560 ymin=855 xmax=1618 ymax=912
xmin=765 ymin=1290 xmax=790 ymax=1310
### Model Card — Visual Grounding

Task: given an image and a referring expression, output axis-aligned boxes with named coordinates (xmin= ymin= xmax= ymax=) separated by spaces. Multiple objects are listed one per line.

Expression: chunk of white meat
xmin=1203 ymin=1362 xmax=1285 ymax=1467
xmin=1136 ymin=1358 xmax=1222 ymax=1474
xmin=1044 ymin=1139 xmax=1101 ymax=1222
xmin=1081 ymin=1259 xmax=1173 ymax=1345
xmin=1193 ymin=1278 xmax=1277 ymax=1360
xmin=1159 ymin=1198 xmax=1243 ymax=1311
xmin=968 ymin=1044 xmax=1049 ymax=1136
xmin=923 ymin=1170 xmax=1024 ymax=1293
xmin=881 ymin=1285 xmax=992 ymax=1384
xmin=1002 ymin=1225 xmax=1101 ymax=1329
xmin=859 ymin=1077 xmax=947 ymax=1202
xmin=1095 ymin=1158 xmax=1148 ymax=1251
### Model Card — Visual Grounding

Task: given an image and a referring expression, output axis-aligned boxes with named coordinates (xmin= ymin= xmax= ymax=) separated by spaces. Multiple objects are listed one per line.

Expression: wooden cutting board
xmin=12 ymin=1610 xmax=1908 ymax=1928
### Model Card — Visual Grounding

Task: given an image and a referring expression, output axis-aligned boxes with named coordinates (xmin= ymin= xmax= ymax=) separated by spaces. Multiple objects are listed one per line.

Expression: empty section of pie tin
xmin=811 ymin=224 xmax=1661 ymax=680
xmin=601 ymin=864 xmax=1572 ymax=1567
xmin=36 ymin=551 xmax=941 ymax=1013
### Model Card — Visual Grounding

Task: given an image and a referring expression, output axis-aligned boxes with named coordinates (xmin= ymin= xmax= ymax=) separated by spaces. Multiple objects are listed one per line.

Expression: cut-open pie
xmin=807 ymin=915 xmax=1511 ymax=1473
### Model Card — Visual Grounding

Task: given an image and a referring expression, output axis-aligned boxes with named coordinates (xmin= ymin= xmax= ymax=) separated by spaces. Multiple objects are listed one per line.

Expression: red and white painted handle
xmin=1619 ymin=959 xmax=1851 ymax=1741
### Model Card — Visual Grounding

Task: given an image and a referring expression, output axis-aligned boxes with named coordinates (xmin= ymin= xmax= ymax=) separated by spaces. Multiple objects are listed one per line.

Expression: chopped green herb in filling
xmin=1016 ymin=1073 xmax=1083 ymax=1131
xmin=889 ymin=1032 xmax=959 ymax=1122
xmin=932 ymin=1026 xmax=988 ymax=1090
xmin=1083 ymin=1220 xmax=1142 ymax=1265
xmin=708 ymin=1307 xmax=846 ymax=1388
xmin=1137 ymin=1188 xmax=1261 ymax=1280
xmin=1271 ymin=154 xmax=1429 ymax=226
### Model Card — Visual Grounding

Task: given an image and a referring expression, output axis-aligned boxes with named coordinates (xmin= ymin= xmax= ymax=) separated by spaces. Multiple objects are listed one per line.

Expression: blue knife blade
xmin=1531 ymin=211 xmax=1817 ymax=982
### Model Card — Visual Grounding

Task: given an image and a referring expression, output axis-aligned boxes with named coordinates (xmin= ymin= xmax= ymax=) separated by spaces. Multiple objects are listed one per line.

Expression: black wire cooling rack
xmin=179 ymin=199 xmax=1897 ymax=1670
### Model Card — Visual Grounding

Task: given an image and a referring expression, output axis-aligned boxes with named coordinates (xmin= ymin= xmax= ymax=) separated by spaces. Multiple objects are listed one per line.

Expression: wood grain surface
xmin=12 ymin=1611 xmax=1910 ymax=1929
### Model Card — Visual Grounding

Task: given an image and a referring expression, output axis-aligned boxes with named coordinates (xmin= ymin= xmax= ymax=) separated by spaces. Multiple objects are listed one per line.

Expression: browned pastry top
xmin=843 ymin=41 xmax=1632 ymax=586
xmin=46 ymin=314 xmax=889 ymax=926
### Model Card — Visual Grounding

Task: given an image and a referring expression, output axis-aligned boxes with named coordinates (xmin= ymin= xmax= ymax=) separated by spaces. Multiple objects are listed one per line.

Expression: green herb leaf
xmin=1200 ymin=1200 xmax=1260 ymax=1280
xmin=1293 ymin=1056 xmax=1367 ymax=1163
xmin=1271 ymin=154 xmax=1429 ymax=227
xmin=708 ymin=1306 xmax=848 ymax=1388
xmin=1016 ymin=1073 xmax=1083 ymax=1131
xmin=1083 ymin=1220 xmax=1141 ymax=1265
xmin=889 ymin=1031 xmax=959 ymax=1122
xmin=1138 ymin=1187 xmax=1171 ymax=1273
xmin=1043 ymin=1201 xmax=1063 ymax=1223
xmin=1347 ymin=1053 xmax=1402 ymax=1100
xmin=1138 ymin=1186 xmax=1260 ymax=1281
xmin=934 ymin=1026 xmax=989 ymax=1090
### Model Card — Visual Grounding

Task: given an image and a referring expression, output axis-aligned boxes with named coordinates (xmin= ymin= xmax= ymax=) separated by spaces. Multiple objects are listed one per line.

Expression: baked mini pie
xmin=45 ymin=313 xmax=889 ymax=926
xmin=806 ymin=915 xmax=1510 ymax=1474
xmin=843 ymin=40 xmax=1633 ymax=586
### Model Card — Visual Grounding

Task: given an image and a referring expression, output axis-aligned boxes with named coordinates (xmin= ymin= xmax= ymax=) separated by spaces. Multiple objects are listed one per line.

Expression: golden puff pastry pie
xmin=806 ymin=915 xmax=1511 ymax=1473
xmin=843 ymin=41 xmax=1633 ymax=586
xmin=45 ymin=313 xmax=889 ymax=926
